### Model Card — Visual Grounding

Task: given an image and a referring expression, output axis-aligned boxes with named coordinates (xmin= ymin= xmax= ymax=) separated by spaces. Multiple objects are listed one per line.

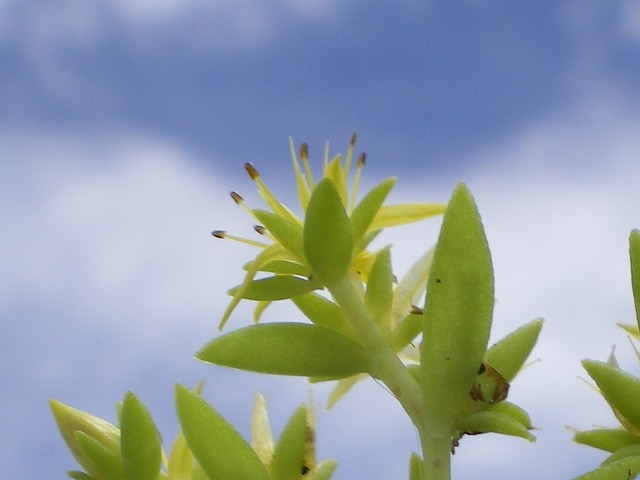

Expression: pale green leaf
xmin=120 ymin=392 xmax=161 ymax=480
xmin=421 ymin=183 xmax=494 ymax=436
xmin=197 ymin=323 xmax=373 ymax=377
xmin=303 ymin=179 xmax=353 ymax=286
xmin=484 ymin=318 xmax=543 ymax=382
xmin=271 ymin=406 xmax=308 ymax=480
xmin=175 ymin=386 xmax=270 ymax=480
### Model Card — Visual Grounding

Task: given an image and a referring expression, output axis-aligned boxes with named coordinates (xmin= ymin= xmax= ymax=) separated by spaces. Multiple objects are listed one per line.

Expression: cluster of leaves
xmin=572 ymin=231 xmax=640 ymax=480
xmin=50 ymin=386 xmax=335 ymax=480
xmin=51 ymin=135 xmax=543 ymax=480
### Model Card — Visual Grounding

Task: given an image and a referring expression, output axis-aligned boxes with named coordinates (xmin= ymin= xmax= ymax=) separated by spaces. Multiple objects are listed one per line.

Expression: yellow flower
xmin=212 ymin=133 xmax=446 ymax=330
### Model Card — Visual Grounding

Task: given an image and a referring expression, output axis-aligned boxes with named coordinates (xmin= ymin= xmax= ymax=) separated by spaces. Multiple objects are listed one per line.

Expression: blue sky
xmin=2 ymin=1 xmax=640 ymax=478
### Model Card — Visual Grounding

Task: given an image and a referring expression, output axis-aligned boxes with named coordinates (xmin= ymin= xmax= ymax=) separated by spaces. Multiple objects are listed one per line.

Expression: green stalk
xmin=419 ymin=430 xmax=451 ymax=480
xmin=326 ymin=276 xmax=423 ymax=431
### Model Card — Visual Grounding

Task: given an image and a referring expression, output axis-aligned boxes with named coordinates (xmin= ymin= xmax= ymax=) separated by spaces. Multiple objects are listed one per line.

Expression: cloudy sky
xmin=2 ymin=1 xmax=640 ymax=478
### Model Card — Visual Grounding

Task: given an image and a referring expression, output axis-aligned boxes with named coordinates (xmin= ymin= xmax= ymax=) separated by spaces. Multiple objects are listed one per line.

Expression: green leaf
xmin=574 ymin=428 xmax=640 ymax=453
xmin=421 ymin=183 xmax=494 ymax=436
xmin=304 ymin=179 xmax=353 ymax=286
xmin=365 ymin=247 xmax=394 ymax=331
xmin=253 ymin=209 xmax=305 ymax=261
xmin=350 ymin=177 xmax=397 ymax=244
xmin=457 ymin=410 xmax=535 ymax=441
xmin=571 ymin=456 xmax=640 ymax=480
xmin=630 ymin=230 xmax=640 ymax=330
xmin=409 ymin=452 xmax=423 ymax=480
xmin=484 ymin=318 xmax=543 ymax=382
xmin=602 ymin=445 xmax=640 ymax=466
xmin=197 ymin=323 xmax=373 ymax=377
xmin=583 ymin=360 xmax=640 ymax=434
xmin=120 ymin=392 xmax=161 ymax=480
xmin=291 ymin=292 xmax=355 ymax=340
xmin=228 ymin=275 xmax=321 ymax=301
xmin=490 ymin=401 xmax=533 ymax=430
xmin=271 ymin=406 xmax=308 ymax=480
xmin=74 ymin=431 xmax=125 ymax=480
xmin=175 ymin=385 xmax=270 ymax=480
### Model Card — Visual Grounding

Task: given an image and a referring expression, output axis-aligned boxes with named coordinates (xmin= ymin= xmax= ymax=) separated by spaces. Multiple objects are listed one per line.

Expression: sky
xmin=2 ymin=1 xmax=640 ymax=478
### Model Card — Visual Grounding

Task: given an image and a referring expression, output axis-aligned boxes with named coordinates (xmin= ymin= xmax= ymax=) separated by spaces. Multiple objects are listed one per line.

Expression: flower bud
xmin=50 ymin=399 xmax=123 ymax=480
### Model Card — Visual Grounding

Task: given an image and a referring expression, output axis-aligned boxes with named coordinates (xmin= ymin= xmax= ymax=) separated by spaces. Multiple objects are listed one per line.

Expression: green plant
xmin=57 ymin=133 xmax=640 ymax=480
xmin=571 ymin=231 xmax=640 ymax=480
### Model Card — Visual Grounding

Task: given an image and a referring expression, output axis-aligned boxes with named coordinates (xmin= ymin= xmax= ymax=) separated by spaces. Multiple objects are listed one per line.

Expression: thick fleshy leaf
xmin=349 ymin=177 xmax=397 ymax=244
xmin=365 ymin=247 xmax=394 ymax=331
xmin=74 ymin=431 xmax=125 ymax=480
xmin=484 ymin=318 xmax=543 ymax=382
xmin=291 ymin=292 xmax=355 ymax=340
xmin=120 ymin=392 xmax=161 ymax=480
xmin=457 ymin=410 xmax=535 ymax=441
xmin=409 ymin=452 xmax=423 ymax=480
xmin=631 ymin=230 xmax=640 ymax=329
xmin=50 ymin=399 xmax=121 ymax=480
xmin=490 ymin=401 xmax=533 ymax=430
xmin=271 ymin=406 xmax=308 ymax=480
xmin=197 ymin=323 xmax=373 ymax=377
xmin=571 ymin=456 xmax=640 ymax=480
xmin=574 ymin=428 xmax=640 ymax=453
xmin=602 ymin=445 xmax=640 ymax=465
xmin=583 ymin=360 xmax=640 ymax=434
xmin=228 ymin=275 xmax=321 ymax=301
xmin=175 ymin=386 xmax=270 ymax=480
xmin=303 ymin=179 xmax=353 ymax=286
xmin=253 ymin=209 xmax=305 ymax=261
xmin=421 ymin=183 xmax=494 ymax=436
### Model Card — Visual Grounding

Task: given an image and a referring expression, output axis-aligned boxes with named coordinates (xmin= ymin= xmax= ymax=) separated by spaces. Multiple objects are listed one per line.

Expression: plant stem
xmin=327 ymin=276 xmax=423 ymax=426
xmin=419 ymin=429 xmax=451 ymax=480
xmin=328 ymin=275 xmax=453 ymax=480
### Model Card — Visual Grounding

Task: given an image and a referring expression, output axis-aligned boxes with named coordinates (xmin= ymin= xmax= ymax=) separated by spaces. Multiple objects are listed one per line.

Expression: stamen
xmin=230 ymin=191 xmax=244 ymax=204
xmin=300 ymin=143 xmax=315 ymax=189
xmin=253 ymin=225 xmax=266 ymax=235
xmin=245 ymin=163 xmax=260 ymax=180
xmin=410 ymin=305 xmax=424 ymax=315
xmin=246 ymin=163 xmax=301 ymax=225
xmin=211 ymin=229 xmax=267 ymax=248
xmin=289 ymin=138 xmax=311 ymax=211
xmin=230 ymin=191 xmax=254 ymax=216
xmin=349 ymin=152 xmax=366 ymax=211
xmin=344 ymin=132 xmax=358 ymax=180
